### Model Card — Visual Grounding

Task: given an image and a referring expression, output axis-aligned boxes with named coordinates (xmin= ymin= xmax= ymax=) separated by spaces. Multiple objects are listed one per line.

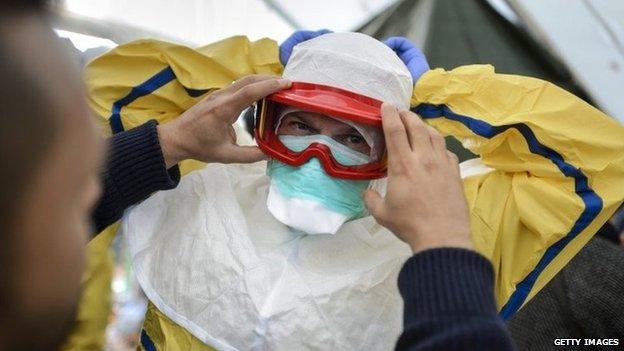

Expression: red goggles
xmin=254 ymin=82 xmax=387 ymax=180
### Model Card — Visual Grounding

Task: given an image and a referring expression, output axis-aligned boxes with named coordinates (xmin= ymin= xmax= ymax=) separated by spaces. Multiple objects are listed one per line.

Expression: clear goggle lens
xmin=273 ymin=108 xmax=385 ymax=166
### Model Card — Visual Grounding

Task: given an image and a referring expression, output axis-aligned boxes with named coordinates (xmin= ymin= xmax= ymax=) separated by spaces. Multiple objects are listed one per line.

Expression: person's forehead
xmin=4 ymin=14 xmax=85 ymax=105
xmin=288 ymin=110 xmax=327 ymax=119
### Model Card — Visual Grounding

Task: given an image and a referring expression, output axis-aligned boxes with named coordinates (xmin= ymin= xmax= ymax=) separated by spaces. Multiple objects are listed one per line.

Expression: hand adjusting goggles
xmin=255 ymin=82 xmax=387 ymax=180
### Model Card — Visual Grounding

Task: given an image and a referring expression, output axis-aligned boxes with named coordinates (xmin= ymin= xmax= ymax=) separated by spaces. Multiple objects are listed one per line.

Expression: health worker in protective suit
xmin=126 ymin=33 xmax=415 ymax=350
xmin=84 ymin=32 xmax=624 ymax=350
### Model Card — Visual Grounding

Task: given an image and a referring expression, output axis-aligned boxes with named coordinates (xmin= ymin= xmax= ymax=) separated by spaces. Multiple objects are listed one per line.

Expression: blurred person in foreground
xmin=0 ymin=3 xmax=513 ymax=351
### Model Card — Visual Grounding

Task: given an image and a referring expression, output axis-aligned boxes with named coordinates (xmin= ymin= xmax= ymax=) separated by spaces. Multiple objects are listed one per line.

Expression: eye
xmin=293 ymin=121 xmax=312 ymax=132
xmin=335 ymin=133 xmax=371 ymax=155
xmin=344 ymin=134 xmax=365 ymax=144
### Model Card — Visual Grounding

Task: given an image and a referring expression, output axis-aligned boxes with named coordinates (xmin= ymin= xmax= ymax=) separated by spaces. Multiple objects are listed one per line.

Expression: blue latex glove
xmin=384 ymin=37 xmax=430 ymax=83
xmin=280 ymin=29 xmax=332 ymax=65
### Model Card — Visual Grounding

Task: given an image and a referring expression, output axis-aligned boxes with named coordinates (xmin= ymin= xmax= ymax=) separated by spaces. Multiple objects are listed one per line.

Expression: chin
xmin=2 ymin=291 xmax=80 ymax=351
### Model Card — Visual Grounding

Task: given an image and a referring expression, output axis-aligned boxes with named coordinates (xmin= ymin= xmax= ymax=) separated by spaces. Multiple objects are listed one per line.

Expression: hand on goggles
xmin=159 ymin=75 xmax=291 ymax=167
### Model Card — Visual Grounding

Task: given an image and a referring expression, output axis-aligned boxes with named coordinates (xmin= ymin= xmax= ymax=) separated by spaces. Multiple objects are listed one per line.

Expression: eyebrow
xmin=331 ymin=124 xmax=364 ymax=137
xmin=340 ymin=127 xmax=361 ymax=135
xmin=291 ymin=113 xmax=363 ymax=136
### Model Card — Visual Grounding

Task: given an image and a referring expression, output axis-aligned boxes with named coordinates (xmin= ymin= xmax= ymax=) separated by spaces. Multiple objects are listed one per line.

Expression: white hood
xmin=283 ymin=32 xmax=413 ymax=109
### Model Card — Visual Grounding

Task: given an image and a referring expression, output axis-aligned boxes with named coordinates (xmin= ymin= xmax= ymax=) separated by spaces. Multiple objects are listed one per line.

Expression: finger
xmin=228 ymin=124 xmax=237 ymax=142
xmin=398 ymin=109 xmax=431 ymax=153
xmin=300 ymin=29 xmax=332 ymax=41
xmin=446 ymin=150 xmax=459 ymax=164
xmin=224 ymin=78 xmax=291 ymax=116
xmin=381 ymin=103 xmax=412 ymax=169
xmin=401 ymin=46 xmax=427 ymax=63
xmin=383 ymin=36 xmax=403 ymax=51
xmin=363 ymin=189 xmax=386 ymax=221
xmin=446 ymin=150 xmax=460 ymax=173
xmin=219 ymin=75 xmax=277 ymax=96
xmin=426 ymin=125 xmax=447 ymax=157
xmin=219 ymin=145 xmax=267 ymax=164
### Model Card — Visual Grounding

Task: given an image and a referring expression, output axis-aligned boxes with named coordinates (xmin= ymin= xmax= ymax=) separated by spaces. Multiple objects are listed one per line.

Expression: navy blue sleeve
xmin=91 ymin=120 xmax=180 ymax=234
xmin=396 ymin=248 xmax=515 ymax=350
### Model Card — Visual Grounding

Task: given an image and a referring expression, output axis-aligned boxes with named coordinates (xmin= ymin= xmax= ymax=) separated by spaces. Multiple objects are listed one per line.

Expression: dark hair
xmin=0 ymin=0 xmax=45 ymax=11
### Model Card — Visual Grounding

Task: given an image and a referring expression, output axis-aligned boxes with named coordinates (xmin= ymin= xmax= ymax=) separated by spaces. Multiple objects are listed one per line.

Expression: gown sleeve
xmin=411 ymin=64 xmax=624 ymax=319
xmin=83 ymin=35 xmax=282 ymax=238
xmin=84 ymin=36 xmax=282 ymax=136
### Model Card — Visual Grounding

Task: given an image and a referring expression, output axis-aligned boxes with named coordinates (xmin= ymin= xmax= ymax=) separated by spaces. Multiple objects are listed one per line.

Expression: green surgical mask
xmin=266 ymin=135 xmax=372 ymax=234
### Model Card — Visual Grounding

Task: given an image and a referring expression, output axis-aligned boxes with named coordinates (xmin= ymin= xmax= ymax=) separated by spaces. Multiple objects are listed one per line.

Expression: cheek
xmin=352 ymin=143 xmax=372 ymax=155
xmin=82 ymin=176 xmax=102 ymax=213
xmin=337 ymin=138 xmax=371 ymax=155
xmin=13 ymin=181 xmax=88 ymax=318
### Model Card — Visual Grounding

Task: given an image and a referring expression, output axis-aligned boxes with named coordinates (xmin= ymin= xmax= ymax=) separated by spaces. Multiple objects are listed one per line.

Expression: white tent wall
xmin=60 ymin=0 xmax=400 ymax=46
xmin=508 ymin=0 xmax=624 ymax=123
xmin=62 ymin=0 xmax=294 ymax=45
xmin=270 ymin=0 xmax=400 ymax=31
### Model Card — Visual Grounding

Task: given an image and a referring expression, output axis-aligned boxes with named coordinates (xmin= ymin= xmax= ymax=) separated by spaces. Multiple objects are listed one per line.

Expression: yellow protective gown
xmin=83 ymin=37 xmax=624 ymax=350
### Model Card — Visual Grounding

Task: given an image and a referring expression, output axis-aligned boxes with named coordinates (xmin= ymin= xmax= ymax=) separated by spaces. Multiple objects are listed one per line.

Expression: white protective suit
xmin=123 ymin=33 xmax=414 ymax=350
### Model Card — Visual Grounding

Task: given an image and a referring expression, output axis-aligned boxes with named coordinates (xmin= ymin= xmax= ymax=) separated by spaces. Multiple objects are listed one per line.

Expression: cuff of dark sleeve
xmin=398 ymin=248 xmax=498 ymax=326
xmin=107 ymin=120 xmax=180 ymax=206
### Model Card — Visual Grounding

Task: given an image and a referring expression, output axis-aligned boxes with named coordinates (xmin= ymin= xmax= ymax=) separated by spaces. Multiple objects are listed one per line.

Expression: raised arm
xmin=411 ymin=65 xmax=624 ymax=318
xmin=85 ymin=37 xmax=287 ymax=233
